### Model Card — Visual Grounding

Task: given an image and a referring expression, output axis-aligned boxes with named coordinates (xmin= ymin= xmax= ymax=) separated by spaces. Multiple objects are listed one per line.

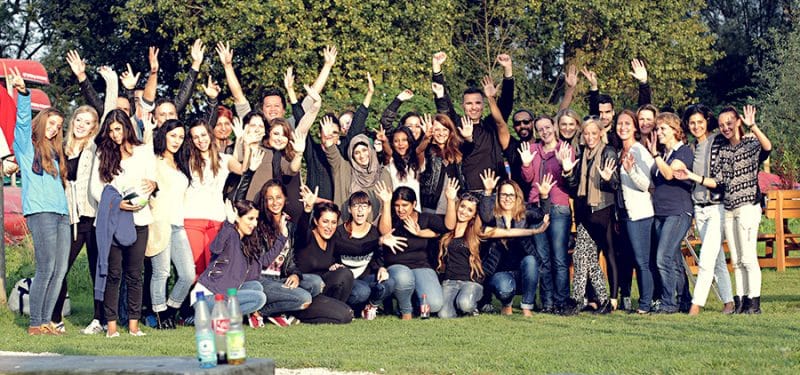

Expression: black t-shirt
xmin=442 ymin=237 xmax=472 ymax=281
xmin=294 ymin=212 xmax=337 ymax=275
xmin=333 ymin=225 xmax=381 ymax=279
xmin=383 ymin=212 xmax=447 ymax=269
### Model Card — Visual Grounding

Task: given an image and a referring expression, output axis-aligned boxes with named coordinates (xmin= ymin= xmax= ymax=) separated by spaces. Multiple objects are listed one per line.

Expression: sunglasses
xmin=513 ymin=119 xmax=532 ymax=126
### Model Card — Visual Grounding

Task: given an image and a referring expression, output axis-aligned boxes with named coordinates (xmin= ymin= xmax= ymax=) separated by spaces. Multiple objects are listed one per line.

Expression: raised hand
xmin=445 ymin=177 xmax=461 ymax=201
xmin=482 ymin=75 xmax=498 ymax=98
xmin=537 ymin=173 xmax=555 ymax=198
xmin=647 ymin=132 xmax=659 ymax=156
xmin=224 ymin=199 xmax=237 ymax=224
xmin=742 ymin=105 xmax=757 ymax=128
xmin=403 ymin=217 xmax=422 ymax=237
xmin=142 ymin=112 xmax=156 ymax=134
xmin=120 ymin=63 xmax=140 ymax=90
xmin=556 ymin=142 xmax=577 ymax=172
xmin=432 ymin=52 xmax=447 ymax=70
xmin=496 ymin=53 xmax=513 ymax=75
xmin=598 ymin=158 xmax=615 ymax=181
xmin=380 ymin=231 xmax=408 ymax=255
xmin=190 ymin=39 xmax=206 ymax=68
xmin=480 ymin=168 xmax=499 ymax=195
xmin=431 ymin=82 xmax=445 ymax=98
xmin=375 ymin=181 xmax=392 ymax=203
xmin=420 ymin=113 xmax=433 ymax=136
xmin=65 ymin=50 xmax=87 ymax=81
xmin=215 ymin=41 xmax=233 ymax=66
xmin=366 ymin=72 xmax=375 ymax=95
xmin=580 ymin=67 xmax=598 ymax=90
xmin=518 ymin=142 xmax=537 ymax=167
xmin=290 ymin=128 xmax=306 ymax=153
xmin=458 ymin=116 xmax=474 ymax=140
xmin=202 ymin=75 xmax=220 ymax=100
xmin=148 ymin=46 xmax=159 ymax=74
xmin=397 ymin=89 xmax=414 ymax=101
xmin=299 ymin=185 xmax=319 ymax=212
xmin=249 ymin=147 xmax=265 ymax=171
xmin=97 ymin=66 xmax=118 ymax=84
xmin=279 ymin=213 xmax=290 ymax=237
xmin=323 ymin=45 xmax=338 ymax=66
xmin=319 ymin=115 xmax=338 ymax=146
xmin=621 ymin=151 xmax=635 ymax=173
xmin=565 ymin=64 xmax=578 ymax=88
xmin=6 ymin=66 xmax=25 ymax=93
xmin=283 ymin=66 xmax=295 ymax=92
xmin=629 ymin=59 xmax=648 ymax=84
xmin=232 ymin=117 xmax=244 ymax=139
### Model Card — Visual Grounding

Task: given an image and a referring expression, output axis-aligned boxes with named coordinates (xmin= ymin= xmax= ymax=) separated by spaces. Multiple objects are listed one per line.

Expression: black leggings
xmin=52 ymin=216 xmax=104 ymax=323
xmin=292 ymin=295 xmax=353 ymax=324
xmin=321 ymin=268 xmax=355 ymax=303
xmin=580 ymin=205 xmax=620 ymax=299
xmin=103 ymin=226 xmax=148 ymax=322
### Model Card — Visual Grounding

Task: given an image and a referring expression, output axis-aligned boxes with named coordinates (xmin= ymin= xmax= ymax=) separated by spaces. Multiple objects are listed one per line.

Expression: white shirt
xmin=183 ymin=153 xmax=231 ymax=222
xmin=90 ymin=144 xmax=157 ymax=226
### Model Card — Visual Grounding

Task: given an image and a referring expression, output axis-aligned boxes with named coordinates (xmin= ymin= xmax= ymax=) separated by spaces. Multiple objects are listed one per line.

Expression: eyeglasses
xmin=350 ymin=203 xmax=371 ymax=211
xmin=513 ymin=119 xmax=532 ymax=126
xmin=499 ymin=193 xmax=516 ymax=200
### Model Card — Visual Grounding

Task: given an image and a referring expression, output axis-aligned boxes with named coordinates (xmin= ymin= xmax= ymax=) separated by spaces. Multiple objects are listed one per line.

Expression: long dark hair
xmin=154 ymin=119 xmax=191 ymax=183
xmin=389 ymin=126 xmax=420 ymax=180
xmin=234 ymin=200 xmax=263 ymax=263
xmin=94 ymin=109 xmax=142 ymax=183
xmin=187 ymin=118 xmax=221 ymax=183
xmin=254 ymin=179 xmax=287 ymax=247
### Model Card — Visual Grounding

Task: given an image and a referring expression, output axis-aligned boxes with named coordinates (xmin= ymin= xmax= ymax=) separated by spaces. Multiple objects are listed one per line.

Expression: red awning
xmin=0 ymin=59 xmax=50 ymax=86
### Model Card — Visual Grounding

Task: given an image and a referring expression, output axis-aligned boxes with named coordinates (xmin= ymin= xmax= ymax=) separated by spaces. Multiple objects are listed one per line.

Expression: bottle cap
xmin=195 ymin=291 xmax=205 ymax=300
xmin=227 ymin=288 xmax=238 ymax=296
xmin=215 ymin=294 xmax=224 ymax=301
xmin=422 ymin=294 xmax=427 ymax=298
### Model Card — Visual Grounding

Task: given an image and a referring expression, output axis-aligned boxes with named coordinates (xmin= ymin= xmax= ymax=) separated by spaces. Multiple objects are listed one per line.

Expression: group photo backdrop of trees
xmin=2 ymin=0 xmax=798 ymax=179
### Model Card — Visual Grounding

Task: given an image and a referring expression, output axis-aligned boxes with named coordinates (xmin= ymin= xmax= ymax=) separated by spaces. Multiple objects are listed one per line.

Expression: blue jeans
xmin=387 ymin=265 xmax=443 ymax=315
xmin=654 ymin=214 xmax=692 ymax=312
xmin=259 ymin=276 xmax=313 ymax=315
xmin=204 ymin=280 xmax=266 ymax=315
xmin=439 ymin=280 xmax=483 ymax=318
xmin=535 ymin=204 xmax=571 ymax=307
xmin=26 ymin=213 xmax=70 ymax=327
xmin=150 ymin=225 xmax=196 ymax=312
xmin=626 ymin=217 xmax=655 ymax=311
xmin=488 ymin=255 xmax=539 ymax=310
xmin=300 ymin=273 xmax=324 ymax=297
xmin=348 ymin=275 xmax=396 ymax=307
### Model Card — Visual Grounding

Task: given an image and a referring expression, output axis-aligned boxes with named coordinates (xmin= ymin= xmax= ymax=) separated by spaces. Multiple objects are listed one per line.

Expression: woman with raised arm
xmin=478 ymin=169 xmax=552 ymax=317
xmin=563 ymin=118 xmax=620 ymax=311
xmin=145 ymin=119 xmax=196 ymax=329
xmin=520 ymin=123 xmax=577 ymax=314
xmin=184 ymin=118 xmax=260 ymax=277
xmin=9 ymin=67 xmax=70 ymax=335
xmin=380 ymin=89 xmax=425 ymax=142
xmin=417 ymin=113 xmax=469 ymax=215
xmin=335 ymin=191 xmax=406 ymax=319
xmin=717 ymin=105 xmax=771 ymax=314
xmin=673 ymin=105 xmax=734 ymax=316
xmin=646 ymin=112 xmax=694 ymax=314
xmin=615 ymin=109 xmax=656 ymax=314
xmin=376 ymin=182 xmax=452 ymax=320
xmin=89 ymin=109 xmax=157 ymax=337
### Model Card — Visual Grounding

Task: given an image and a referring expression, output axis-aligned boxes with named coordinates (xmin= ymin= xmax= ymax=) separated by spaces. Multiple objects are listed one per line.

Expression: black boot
xmin=739 ymin=296 xmax=751 ymax=314
xmin=733 ymin=296 xmax=743 ymax=314
xmin=745 ymin=296 xmax=762 ymax=314
xmin=155 ymin=309 xmax=176 ymax=330
xmin=594 ymin=300 xmax=612 ymax=315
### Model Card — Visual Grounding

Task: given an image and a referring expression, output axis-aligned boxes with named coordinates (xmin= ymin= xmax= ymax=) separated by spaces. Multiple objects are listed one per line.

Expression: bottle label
xmin=420 ymin=304 xmax=430 ymax=318
xmin=196 ymin=333 xmax=216 ymax=363
xmin=212 ymin=319 xmax=230 ymax=335
xmin=226 ymin=330 xmax=246 ymax=360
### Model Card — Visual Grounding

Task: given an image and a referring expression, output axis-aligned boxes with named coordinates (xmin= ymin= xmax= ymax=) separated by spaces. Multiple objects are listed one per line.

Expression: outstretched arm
xmin=216 ymin=42 xmax=249 ymax=108
xmin=559 ymin=64 xmax=578 ymax=111
xmin=483 ymin=76 xmax=510 ymax=150
xmin=174 ymin=39 xmax=205 ymax=114
xmin=142 ymin=47 xmax=159 ymax=105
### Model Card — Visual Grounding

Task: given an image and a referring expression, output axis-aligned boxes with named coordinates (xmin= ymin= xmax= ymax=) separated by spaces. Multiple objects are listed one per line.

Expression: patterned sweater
xmin=720 ymin=136 xmax=770 ymax=210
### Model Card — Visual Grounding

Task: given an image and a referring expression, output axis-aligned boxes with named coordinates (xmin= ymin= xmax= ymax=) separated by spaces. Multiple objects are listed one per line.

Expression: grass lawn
xmin=2 ymin=238 xmax=800 ymax=374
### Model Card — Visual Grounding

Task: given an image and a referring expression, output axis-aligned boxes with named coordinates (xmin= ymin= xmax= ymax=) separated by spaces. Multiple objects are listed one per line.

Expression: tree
xmin=758 ymin=23 xmax=800 ymax=184
xmin=0 ymin=0 xmax=52 ymax=59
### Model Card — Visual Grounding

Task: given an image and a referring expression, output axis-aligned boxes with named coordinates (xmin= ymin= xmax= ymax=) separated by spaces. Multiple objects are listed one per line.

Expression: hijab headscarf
xmin=348 ymin=134 xmax=383 ymax=194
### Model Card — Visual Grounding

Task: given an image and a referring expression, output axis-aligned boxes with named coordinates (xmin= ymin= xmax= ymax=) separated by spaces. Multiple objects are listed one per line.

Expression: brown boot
xmin=722 ymin=301 xmax=735 ymax=314
xmin=688 ymin=304 xmax=701 ymax=316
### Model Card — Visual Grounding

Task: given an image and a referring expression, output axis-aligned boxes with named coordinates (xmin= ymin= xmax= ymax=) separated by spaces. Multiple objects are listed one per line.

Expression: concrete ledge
xmin=0 ymin=355 xmax=275 ymax=374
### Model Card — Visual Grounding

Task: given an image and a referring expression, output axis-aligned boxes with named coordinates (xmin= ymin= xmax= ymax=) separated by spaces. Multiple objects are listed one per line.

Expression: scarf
xmin=348 ymin=134 xmax=383 ymax=194
xmin=577 ymin=142 xmax=605 ymax=207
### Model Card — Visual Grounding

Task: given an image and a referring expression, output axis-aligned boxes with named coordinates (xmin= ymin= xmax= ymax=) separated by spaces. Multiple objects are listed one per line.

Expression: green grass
xmin=2 ymin=238 xmax=800 ymax=374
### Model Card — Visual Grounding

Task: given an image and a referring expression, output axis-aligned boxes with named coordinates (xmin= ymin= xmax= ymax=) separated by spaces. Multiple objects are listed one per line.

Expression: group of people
xmin=5 ymin=38 xmax=771 ymax=337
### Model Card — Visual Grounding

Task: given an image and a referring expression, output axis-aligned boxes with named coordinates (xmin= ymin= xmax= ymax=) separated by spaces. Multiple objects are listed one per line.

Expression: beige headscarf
xmin=348 ymin=134 xmax=383 ymax=194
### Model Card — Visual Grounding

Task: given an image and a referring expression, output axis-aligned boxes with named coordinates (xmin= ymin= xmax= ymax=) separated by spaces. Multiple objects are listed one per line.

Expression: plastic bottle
xmin=193 ymin=292 xmax=217 ymax=369
xmin=226 ymin=288 xmax=246 ymax=365
xmin=420 ymin=294 xmax=430 ymax=319
xmin=210 ymin=294 xmax=230 ymax=364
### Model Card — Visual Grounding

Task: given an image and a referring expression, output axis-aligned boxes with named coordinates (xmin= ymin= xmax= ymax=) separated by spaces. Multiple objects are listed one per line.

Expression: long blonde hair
xmin=31 ymin=108 xmax=68 ymax=185
xmin=65 ymin=105 xmax=99 ymax=157
xmin=438 ymin=196 xmax=485 ymax=281
xmin=493 ymin=180 xmax=526 ymax=223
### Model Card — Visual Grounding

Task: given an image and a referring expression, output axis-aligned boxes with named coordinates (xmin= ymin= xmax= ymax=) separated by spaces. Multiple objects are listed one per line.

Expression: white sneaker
xmin=81 ymin=319 xmax=104 ymax=335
